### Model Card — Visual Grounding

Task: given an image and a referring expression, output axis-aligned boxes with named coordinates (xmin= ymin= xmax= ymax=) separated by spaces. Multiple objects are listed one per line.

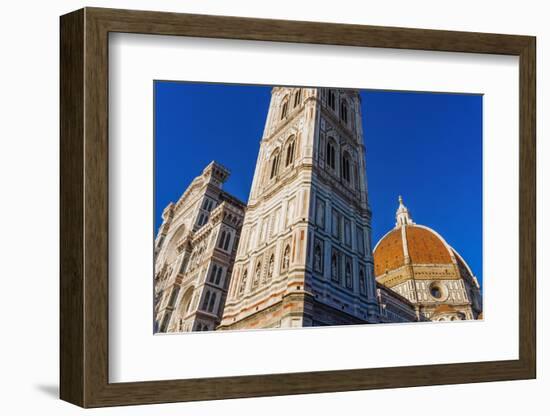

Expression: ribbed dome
xmin=373 ymin=196 xmax=470 ymax=280
xmin=373 ymin=225 xmax=453 ymax=276
xmin=373 ymin=196 xmax=482 ymax=321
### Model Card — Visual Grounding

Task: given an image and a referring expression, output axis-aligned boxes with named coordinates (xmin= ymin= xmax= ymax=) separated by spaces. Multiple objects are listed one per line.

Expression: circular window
xmin=429 ymin=283 xmax=444 ymax=300
xmin=430 ymin=286 xmax=441 ymax=299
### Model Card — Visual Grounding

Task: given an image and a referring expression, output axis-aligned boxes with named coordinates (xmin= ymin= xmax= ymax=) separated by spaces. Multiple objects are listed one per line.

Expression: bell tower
xmin=219 ymin=87 xmax=379 ymax=330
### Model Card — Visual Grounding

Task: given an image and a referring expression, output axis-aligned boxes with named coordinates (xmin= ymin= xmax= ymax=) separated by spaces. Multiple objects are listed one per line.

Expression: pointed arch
xmin=282 ymin=244 xmax=291 ymax=271
xmin=331 ymin=250 xmax=340 ymax=282
xmin=327 ymin=89 xmax=336 ymax=110
xmin=217 ymin=230 xmax=226 ymax=248
xmin=340 ymin=98 xmax=349 ymax=123
xmin=214 ymin=266 xmax=223 ymax=285
xmin=359 ymin=267 xmax=367 ymax=295
xmin=326 ymin=137 xmax=337 ymax=170
xmin=342 ymin=150 xmax=351 ymax=182
xmin=209 ymin=265 xmax=218 ymax=282
xmin=239 ymin=269 xmax=248 ymax=295
xmin=270 ymin=148 xmax=281 ymax=179
xmin=293 ymin=89 xmax=301 ymax=107
xmin=201 ymin=291 xmax=211 ymax=311
xmin=253 ymin=260 xmax=262 ymax=287
xmin=285 ymin=135 xmax=296 ymax=167
xmin=207 ymin=292 xmax=217 ymax=313
xmin=267 ymin=254 xmax=275 ymax=281
xmin=313 ymin=239 xmax=323 ymax=273
xmin=280 ymin=95 xmax=289 ymax=119
xmin=223 ymin=232 xmax=232 ymax=251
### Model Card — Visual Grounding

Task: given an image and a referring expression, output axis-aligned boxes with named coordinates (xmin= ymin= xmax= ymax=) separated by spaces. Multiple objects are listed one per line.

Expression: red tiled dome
xmin=373 ymin=225 xmax=452 ymax=277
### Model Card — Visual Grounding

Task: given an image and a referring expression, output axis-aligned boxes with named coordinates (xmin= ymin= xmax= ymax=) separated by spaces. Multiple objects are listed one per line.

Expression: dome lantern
xmin=395 ymin=195 xmax=414 ymax=228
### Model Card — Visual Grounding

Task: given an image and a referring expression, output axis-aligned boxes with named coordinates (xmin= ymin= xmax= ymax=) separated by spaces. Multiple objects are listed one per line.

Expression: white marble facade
xmin=154 ymin=162 xmax=245 ymax=332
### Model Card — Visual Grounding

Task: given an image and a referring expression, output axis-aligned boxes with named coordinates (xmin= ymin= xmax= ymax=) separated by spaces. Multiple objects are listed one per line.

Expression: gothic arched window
xmin=207 ymin=292 xmax=216 ymax=313
xmin=253 ymin=261 xmax=262 ymax=287
xmin=209 ymin=265 xmax=218 ymax=283
xmin=328 ymin=89 xmax=336 ymax=110
xmin=218 ymin=231 xmax=226 ymax=249
xmin=280 ymin=98 xmax=289 ymax=119
xmin=345 ymin=259 xmax=353 ymax=289
xmin=340 ymin=99 xmax=348 ymax=124
xmin=267 ymin=254 xmax=274 ymax=281
xmin=293 ymin=89 xmax=301 ymax=107
xmin=326 ymin=139 xmax=336 ymax=170
xmin=282 ymin=245 xmax=291 ymax=271
xmin=239 ymin=270 xmax=248 ymax=295
xmin=331 ymin=251 xmax=340 ymax=282
xmin=342 ymin=151 xmax=351 ymax=182
xmin=270 ymin=151 xmax=280 ymax=179
xmin=201 ymin=291 xmax=211 ymax=311
xmin=214 ymin=266 xmax=223 ymax=285
xmin=313 ymin=240 xmax=323 ymax=273
xmin=359 ymin=268 xmax=367 ymax=295
xmin=223 ymin=232 xmax=232 ymax=251
xmin=285 ymin=137 xmax=295 ymax=167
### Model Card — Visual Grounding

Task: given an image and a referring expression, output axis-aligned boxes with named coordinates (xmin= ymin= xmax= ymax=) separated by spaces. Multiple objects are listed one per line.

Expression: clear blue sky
xmin=154 ymin=82 xmax=482 ymax=286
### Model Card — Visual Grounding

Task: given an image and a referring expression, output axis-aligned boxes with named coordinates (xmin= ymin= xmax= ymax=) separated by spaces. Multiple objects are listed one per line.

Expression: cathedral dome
xmin=373 ymin=196 xmax=483 ymax=322
xmin=373 ymin=196 xmax=472 ymax=280
xmin=374 ymin=225 xmax=453 ymax=276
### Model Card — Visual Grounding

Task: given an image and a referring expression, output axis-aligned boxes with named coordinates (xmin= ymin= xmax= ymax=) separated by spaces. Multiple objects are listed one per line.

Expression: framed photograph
xmin=60 ymin=7 xmax=536 ymax=408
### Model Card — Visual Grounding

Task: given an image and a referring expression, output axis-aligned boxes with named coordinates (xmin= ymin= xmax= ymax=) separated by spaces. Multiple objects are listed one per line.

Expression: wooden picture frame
xmin=60 ymin=7 xmax=536 ymax=408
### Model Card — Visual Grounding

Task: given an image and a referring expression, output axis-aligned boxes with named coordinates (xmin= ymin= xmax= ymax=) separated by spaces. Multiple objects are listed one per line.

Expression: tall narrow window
xmin=293 ymin=89 xmax=301 ymax=107
xmin=285 ymin=138 xmax=295 ymax=166
xmin=340 ymin=100 xmax=348 ymax=123
xmin=328 ymin=89 xmax=336 ymax=110
xmin=218 ymin=231 xmax=226 ymax=248
xmin=313 ymin=239 xmax=323 ymax=273
xmin=326 ymin=139 xmax=336 ymax=170
xmin=209 ymin=265 xmax=218 ymax=283
xmin=331 ymin=251 xmax=340 ymax=282
xmin=253 ymin=261 xmax=262 ymax=287
xmin=201 ymin=291 xmax=211 ymax=311
xmin=207 ymin=293 xmax=216 ymax=313
xmin=356 ymin=226 xmax=365 ymax=255
xmin=270 ymin=153 xmax=280 ymax=179
xmin=342 ymin=152 xmax=351 ymax=182
xmin=223 ymin=232 xmax=232 ymax=251
xmin=344 ymin=219 xmax=351 ymax=246
xmin=280 ymin=100 xmax=288 ymax=119
xmin=239 ymin=270 xmax=248 ymax=295
xmin=267 ymin=254 xmax=274 ymax=281
xmin=359 ymin=267 xmax=367 ymax=295
xmin=282 ymin=245 xmax=291 ymax=271
xmin=315 ymin=197 xmax=326 ymax=229
xmin=215 ymin=267 xmax=223 ymax=285
xmin=345 ymin=257 xmax=353 ymax=289
xmin=332 ymin=209 xmax=340 ymax=239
